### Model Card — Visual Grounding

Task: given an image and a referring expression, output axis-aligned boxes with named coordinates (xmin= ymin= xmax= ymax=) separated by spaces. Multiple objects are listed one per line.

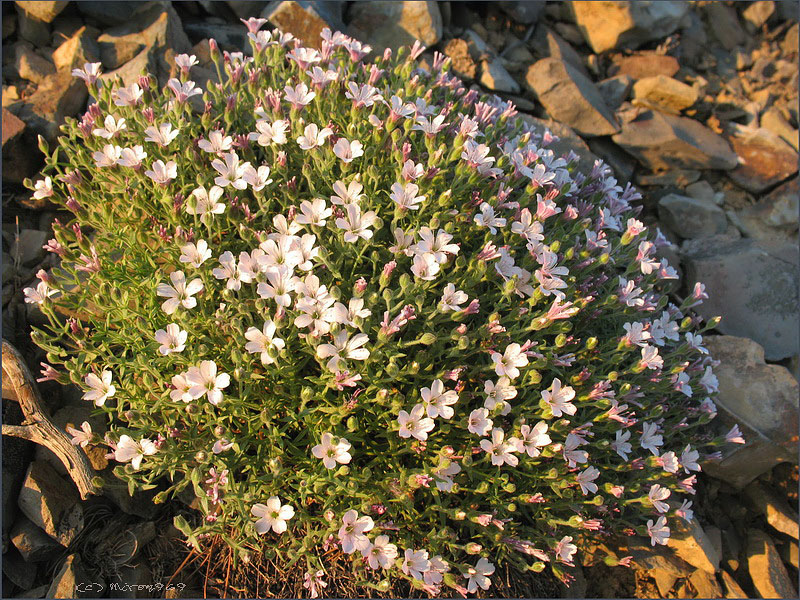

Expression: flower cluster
xmin=27 ymin=20 xmax=742 ymax=596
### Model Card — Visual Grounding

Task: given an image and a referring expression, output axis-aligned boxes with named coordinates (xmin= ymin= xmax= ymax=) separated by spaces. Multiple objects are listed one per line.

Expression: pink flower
xmin=337 ymin=509 xmax=373 ymax=554
xmin=541 ymin=378 xmax=576 ymax=417
xmin=332 ymin=138 xmax=364 ymax=163
xmin=646 ymin=516 xmax=670 ymax=546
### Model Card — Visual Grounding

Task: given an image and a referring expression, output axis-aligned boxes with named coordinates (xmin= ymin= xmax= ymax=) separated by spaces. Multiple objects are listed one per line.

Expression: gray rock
xmin=10 ymin=514 xmax=62 ymax=561
xmin=689 ymin=238 xmax=800 ymax=358
xmin=658 ymin=193 xmax=727 ymax=239
xmin=2 ymin=547 xmax=37 ymax=590
xmin=463 ymin=28 xmax=491 ymax=62
xmin=15 ymin=4 xmax=50 ymax=46
xmin=15 ymin=45 xmax=56 ymax=85
xmin=725 ymin=125 xmax=798 ymax=194
xmin=262 ymin=1 xmax=344 ymax=49
xmin=48 ymin=554 xmax=91 ymax=599
xmin=569 ymin=1 xmax=689 ymax=54
xmin=17 ymin=461 xmax=84 ymax=547
xmin=761 ymin=107 xmax=799 ymax=151
xmin=632 ymin=75 xmax=698 ymax=115
xmin=746 ymin=529 xmax=798 ymax=599
xmin=107 ymin=562 xmax=152 ymax=599
xmin=685 ymin=180 xmax=723 ymax=206
xmin=52 ymin=26 xmax=101 ymax=72
xmin=720 ymin=570 xmax=748 ymax=598
xmin=705 ymin=2 xmax=747 ymax=51
xmin=531 ymin=25 xmax=589 ymax=78
xmin=347 ymin=1 xmax=441 ymax=56
xmin=612 ymin=109 xmax=739 ymax=171
xmin=586 ymin=137 xmax=636 ymax=182
xmin=525 ymin=58 xmax=619 ymax=137
xmin=183 ymin=22 xmax=246 ymax=53
xmin=744 ymin=481 xmax=799 ymax=540
xmin=226 ymin=1 xmax=270 ymax=19
xmin=736 ymin=178 xmax=799 ymax=244
xmin=479 ymin=59 xmax=520 ymax=93
xmin=742 ymin=1 xmax=775 ymax=31
xmin=75 ymin=2 xmax=157 ymax=27
xmin=596 ymin=75 xmax=632 ymax=110
xmin=667 ymin=517 xmax=721 ymax=574
xmin=498 ymin=1 xmax=546 ymax=24
xmin=10 ymin=229 xmax=49 ymax=267
xmin=15 ymin=1 xmax=68 ymax=24
xmin=16 ymin=71 xmax=87 ymax=143
xmin=702 ymin=335 xmax=799 ymax=488
xmin=101 ymin=470 xmax=160 ymax=519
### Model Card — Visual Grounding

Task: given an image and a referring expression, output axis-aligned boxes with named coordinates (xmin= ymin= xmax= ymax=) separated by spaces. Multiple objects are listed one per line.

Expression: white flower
xmin=576 ymin=466 xmax=600 ymax=495
xmin=639 ymin=344 xmax=663 ymax=370
xmin=311 ymin=432 xmax=352 ymax=469
xmin=167 ymin=78 xmax=202 ymax=102
xmin=212 ymin=251 xmax=242 ymax=291
xmin=284 ymin=82 xmax=315 ymax=108
xmin=23 ymin=281 xmax=54 ymax=304
xmin=622 ymin=322 xmax=651 ymax=347
xmin=92 ymin=144 xmax=121 ymax=167
xmin=648 ymin=484 xmax=671 ymax=513
xmin=117 ymin=145 xmax=147 ymax=168
xmin=66 ymin=421 xmax=93 ymax=448
xmin=212 ymin=438 xmax=234 ymax=454
xmin=676 ymin=499 xmax=694 ymax=522
xmin=466 ymin=558 xmax=495 ymax=593
xmin=511 ymin=208 xmax=544 ymax=242
xmin=179 ymin=240 xmax=212 ymax=268
xmin=92 ymin=115 xmax=127 ymax=139
xmin=432 ymin=458 xmax=461 ymax=492
xmin=338 ymin=509 xmax=373 ymax=554
xmin=335 ymin=204 xmax=376 ymax=242
xmin=154 ymin=323 xmax=187 ymax=355
xmin=699 ymin=367 xmax=719 ymax=394
xmin=362 ymin=535 xmax=398 ymax=570
xmin=647 ymin=516 xmax=670 ymax=546
xmin=331 ymin=297 xmax=371 ymax=327
xmin=113 ymin=83 xmax=143 ymax=106
xmin=82 ymin=370 xmax=115 ymax=406
xmin=156 ymin=270 xmax=203 ymax=314
xmin=389 ymin=227 xmax=415 ymax=255
xmin=33 ymin=176 xmax=54 ymax=200
xmin=72 ymin=61 xmax=101 ymax=84
xmin=612 ymin=429 xmax=632 ymax=461
xmin=212 ymin=151 xmax=250 ymax=189
xmin=640 ymin=421 xmax=663 ymax=456
xmin=402 ymin=548 xmax=431 ymax=581
xmin=198 ymin=130 xmax=233 ymax=154
xmin=187 ymin=185 xmax=225 ymax=220
xmin=467 ymin=408 xmax=493 ymax=436
xmin=316 ymin=330 xmax=370 ymax=372
xmin=480 ymin=427 xmax=519 ymax=466
xmin=114 ymin=435 xmax=157 ymax=470
xmin=252 ymin=497 xmax=295 ymax=535
xmin=541 ymin=377 xmax=576 ymax=417
xmin=257 ymin=266 xmax=297 ymax=307
xmin=516 ymin=421 xmax=550 ymax=457
xmin=143 ymin=123 xmax=179 ymax=147
xmin=244 ymin=319 xmax=285 ymax=365
xmin=332 ymin=138 xmax=364 ymax=163
xmin=411 ymin=253 xmax=440 ymax=281
xmin=296 ymin=198 xmax=332 ymax=227
xmin=251 ymin=118 xmax=289 ymax=146
xmin=680 ymin=444 xmax=701 ymax=472
xmin=660 ymin=451 xmax=679 ymax=473
xmin=390 ymin=182 xmax=424 ymax=210
xmin=144 ymin=160 xmax=177 ymax=185
xmin=439 ymin=283 xmax=468 ymax=312
xmin=484 ymin=377 xmax=516 ymax=414
xmin=175 ymin=53 xmax=199 ymax=71
xmin=555 ymin=536 xmax=578 ymax=564
xmin=421 ymin=379 xmax=458 ymax=419
xmin=186 ymin=360 xmax=230 ymax=405
xmin=170 ymin=373 xmax=192 ymax=402
xmin=330 ymin=180 xmax=363 ymax=205
xmin=474 ymin=202 xmax=506 ymax=234
xmin=397 ymin=403 xmax=435 ymax=441
xmin=411 ymin=227 xmax=459 ymax=264
xmin=345 ymin=81 xmax=382 ymax=107
xmin=491 ymin=343 xmax=528 ymax=380
xmin=297 ymin=123 xmax=333 ymax=150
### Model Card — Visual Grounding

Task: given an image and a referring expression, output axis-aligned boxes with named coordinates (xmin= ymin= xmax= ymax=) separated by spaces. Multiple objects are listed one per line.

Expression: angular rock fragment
xmin=526 ymin=58 xmax=619 ymax=137
xmin=15 ymin=1 xmax=69 ymax=24
xmin=658 ymin=193 xmax=727 ymax=239
xmin=17 ymin=460 xmax=84 ymax=546
xmin=632 ymin=75 xmax=698 ymax=114
xmin=746 ymin=529 xmax=798 ymax=599
xmin=262 ymin=1 xmax=344 ymax=49
xmin=725 ymin=125 xmax=798 ymax=194
xmin=347 ymin=1 xmax=441 ymax=56
xmin=612 ymin=109 xmax=738 ymax=171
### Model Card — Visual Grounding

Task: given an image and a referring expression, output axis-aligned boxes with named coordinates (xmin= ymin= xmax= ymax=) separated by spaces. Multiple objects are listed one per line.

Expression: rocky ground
xmin=1 ymin=1 xmax=799 ymax=598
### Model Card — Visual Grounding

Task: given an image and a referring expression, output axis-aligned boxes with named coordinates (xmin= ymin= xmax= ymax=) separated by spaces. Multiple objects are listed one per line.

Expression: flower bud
xmin=213 ymin=426 xmax=225 ymax=437
xmin=186 ymin=404 xmax=199 ymax=415
xmin=195 ymin=451 xmax=207 ymax=462
xmin=419 ymin=333 xmax=436 ymax=345
xmin=457 ymin=336 xmax=469 ymax=350
xmin=301 ymin=387 xmax=313 ymax=402
xmin=465 ymin=543 xmax=482 ymax=554
xmin=453 ymin=510 xmax=466 ymax=520
xmin=585 ymin=337 xmax=598 ymax=349
xmin=555 ymin=333 xmax=568 ymax=348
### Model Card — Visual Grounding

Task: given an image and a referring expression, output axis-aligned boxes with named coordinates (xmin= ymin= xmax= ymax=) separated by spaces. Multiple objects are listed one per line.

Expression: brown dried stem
xmin=1 ymin=339 xmax=98 ymax=499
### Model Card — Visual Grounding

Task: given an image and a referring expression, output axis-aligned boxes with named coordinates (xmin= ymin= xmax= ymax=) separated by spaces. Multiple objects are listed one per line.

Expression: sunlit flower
xmin=179 ymin=240 xmax=212 ymax=267
xmin=82 ymin=369 xmax=115 ymax=406
xmin=465 ymin=558 xmax=494 ymax=593
xmin=338 ymin=509 xmax=373 ymax=554
xmin=155 ymin=323 xmax=187 ymax=355
xmin=156 ymin=270 xmax=203 ymax=314
xmin=398 ymin=403 xmax=435 ymax=441
xmin=297 ymin=123 xmax=333 ymax=150
xmin=332 ymin=138 xmax=364 ymax=163
xmin=66 ymin=421 xmax=93 ymax=448
xmin=316 ymin=330 xmax=370 ymax=372
xmin=421 ymin=379 xmax=459 ymax=419
xmin=244 ymin=319 xmax=285 ymax=365
xmin=252 ymin=497 xmax=295 ymax=534
xmin=362 ymin=535 xmax=398 ymax=570
xmin=647 ymin=516 xmax=670 ymax=546
xmin=480 ymin=428 xmax=519 ymax=466
xmin=312 ymin=432 xmax=352 ymax=469
xmin=144 ymin=159 xmax=177 ymax=185
xmin=186 ymin=360 xmax=230 ymax=405
xmin=144 ymin=123 xmax=180 ymax=147
xmin=114 ymin=434 xmax=157 ymax=470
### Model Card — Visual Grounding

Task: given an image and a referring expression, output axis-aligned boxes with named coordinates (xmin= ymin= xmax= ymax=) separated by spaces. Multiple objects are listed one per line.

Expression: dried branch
xmin=2 ymin=339 xmax=98 ymax=499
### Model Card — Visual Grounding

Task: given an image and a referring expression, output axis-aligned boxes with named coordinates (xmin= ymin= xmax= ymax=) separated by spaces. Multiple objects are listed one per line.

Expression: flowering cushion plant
xmin=26 ymin=19 xmax=744 ymax=596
